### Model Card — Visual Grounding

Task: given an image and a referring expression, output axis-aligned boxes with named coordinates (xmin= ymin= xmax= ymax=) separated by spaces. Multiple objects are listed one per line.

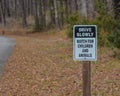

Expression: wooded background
xmin=0 ymin=0 xmax=117 ymax=31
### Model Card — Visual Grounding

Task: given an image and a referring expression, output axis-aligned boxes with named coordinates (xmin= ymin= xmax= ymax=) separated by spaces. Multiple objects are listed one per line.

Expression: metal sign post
xmin=73 ymin=25 xmax=97 ymax=96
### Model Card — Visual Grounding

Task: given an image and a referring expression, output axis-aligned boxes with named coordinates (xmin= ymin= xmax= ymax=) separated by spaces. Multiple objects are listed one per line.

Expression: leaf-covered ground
xmin=0 ymin=31 xmax=120 ymax=96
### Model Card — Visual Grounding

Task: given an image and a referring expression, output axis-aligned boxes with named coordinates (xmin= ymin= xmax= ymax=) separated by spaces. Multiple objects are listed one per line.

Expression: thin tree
xmin=87 ymin=0 xmax=95 ymax=18
xmin=80 ymin=0 xmax=88 ymax=17
xmin=0 ymin=0 xmax=6 ymax=26
xmin=54 ymin=0 xmax=59 ymax=30
xmin=59 ymin=0 xmax=64 ymax=27
xmin=19 ymin=0 xmax=27 ymax=28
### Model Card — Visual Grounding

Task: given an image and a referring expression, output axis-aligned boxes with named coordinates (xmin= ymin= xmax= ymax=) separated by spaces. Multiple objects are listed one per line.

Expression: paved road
xmin=0 ymin=36 xmax=16 ymax=77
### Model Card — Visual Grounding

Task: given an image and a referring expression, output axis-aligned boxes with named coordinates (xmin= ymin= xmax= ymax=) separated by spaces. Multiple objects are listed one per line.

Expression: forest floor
xmin=0 ymin=30 xmax=120 ymax=96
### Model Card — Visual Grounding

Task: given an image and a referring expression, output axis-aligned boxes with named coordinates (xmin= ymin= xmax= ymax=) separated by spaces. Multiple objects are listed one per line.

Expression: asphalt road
xmin=0 ymin=36 xmax=16 ymax=77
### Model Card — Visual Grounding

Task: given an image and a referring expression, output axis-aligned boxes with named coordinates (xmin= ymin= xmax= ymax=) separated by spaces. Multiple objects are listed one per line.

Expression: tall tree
xmin=80 ymin=0 xmax=88 ymax=17
xmin=87 ymin=0 xmax=95 ymax=18
xmin=105 ymin=0 xmax=114 ymax=14
xmin=6 ymin=0 xmax=11 ymax=17
xmin=34 ymin=0 xmax=38 ymax=17
xmin=113 ymin=0 xmax=120 ymax=19
xmin=50 ymin=0 xmax=55 ymax=27
xmin=70 ymin=0 xmax=78 ymax=13
xmin=42 ymin=0 xmax=46 ymax=28
xmin=0 ymin=0 xmax=6 ymax=26
xmin=14 ymin=0 xmax=17 ymax=18
xmin=59 ymin=0 xmax=64 ymax=27
xmin=30 ymin=0 xmax=34 ymax=15
xmin=19 ymin=0 xmax=27 ymax=28
xmin=39 ymin=0 xmax=43 ymax=25
xmin=64 ymin=0 xmax=69 ymax=18
xmin=54 ymin=0 xmax=59 ymax=30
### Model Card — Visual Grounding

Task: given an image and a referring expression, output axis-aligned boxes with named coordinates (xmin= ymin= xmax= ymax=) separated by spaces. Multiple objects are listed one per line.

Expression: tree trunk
xmin=80 ymin=0 xmax=87 ymax=17
xmin=54 ymin=0 xmax=59 ymax=30
xmin=87 ymin=0 xmax=95 ymax=18
xmin=113 ymin=0 xmax=120 ymax=19
xmin=70 ymin=0 xmax=77 ymax=13
xmin=50 ymin=0 xmax=55 ymax=27
xmin=39 ymin=0 xmax=44 ymax=28
xmin=0 ymin=0 xmax=6 ymax=26
xmin=42 ymin=0 xmax=46 ymax=28
xmin=19 ymin=0 xmax=27 ymax=28
xmin=106 ymin=0 xmax=114 ymax=14
xmin=14 ymin=0 xmax=17 ymax=18
xmin=0 ymin=14 xmax=2 ymax=23
xmin=64 ymin=0 xmax=69 ymax=18
xmin=30 ymin=0 xmax=33 ymax=16
xmin=6 ymin=0 xmax=11 ymax=17
xmin=60 ymin=0 xmax=64 ymax=27
xmin=35 ymin=0 xmax=38 ymax=17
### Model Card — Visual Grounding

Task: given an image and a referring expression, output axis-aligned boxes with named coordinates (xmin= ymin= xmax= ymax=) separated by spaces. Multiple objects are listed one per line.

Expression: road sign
xmin=73 ymin=25 xmax=97 ymax=61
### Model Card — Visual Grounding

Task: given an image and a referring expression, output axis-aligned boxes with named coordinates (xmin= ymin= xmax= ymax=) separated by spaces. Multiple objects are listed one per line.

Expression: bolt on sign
xmin=73 ymin=25 xmax=97 ymax=61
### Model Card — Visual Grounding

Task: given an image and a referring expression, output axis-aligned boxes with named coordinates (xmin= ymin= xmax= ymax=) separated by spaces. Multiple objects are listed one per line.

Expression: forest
xmin=0 ymin=0 xmax=120 ymax=47
xmin=0 ymin=0 xmax=120 ymax=96
xmin=0 ymin=0 xmax=114 ymax=28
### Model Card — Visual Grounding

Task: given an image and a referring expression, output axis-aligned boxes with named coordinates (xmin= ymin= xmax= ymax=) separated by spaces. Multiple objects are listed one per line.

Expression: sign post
xmin=73 ymin=25 xmax=97 ymax=96
xmin=82 ymin=61 xmax=91 ymax=96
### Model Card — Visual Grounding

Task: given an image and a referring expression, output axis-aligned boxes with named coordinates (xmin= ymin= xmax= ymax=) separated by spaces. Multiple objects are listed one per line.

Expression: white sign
xmin=73 ymin=25 xmax=97 ymax=61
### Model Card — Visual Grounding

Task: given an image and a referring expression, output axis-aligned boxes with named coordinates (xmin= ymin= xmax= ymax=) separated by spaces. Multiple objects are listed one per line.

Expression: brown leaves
xmin=0 ymin=34 xmax=120 ymax=96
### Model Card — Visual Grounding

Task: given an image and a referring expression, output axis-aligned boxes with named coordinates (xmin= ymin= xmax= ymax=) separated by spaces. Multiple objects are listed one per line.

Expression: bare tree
xmin=80 ymin=0 xmax=88 ymax=17
xmin=6 ymin=0 xmax=11 ymax=17
xmin=0 ymin=0 xmax=6 ymax=26
xmin=106 ymin=0 xmax=114 ymax=14
xmin=59 ymin=0 xmax=64 ymax=27
xmin=19 ymin=0 xmax=27 ymax=28
xmin=53 ymin=0 xmax=59 ymax=30
xmin=87 ymin=0 xmax=95 ymax=18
